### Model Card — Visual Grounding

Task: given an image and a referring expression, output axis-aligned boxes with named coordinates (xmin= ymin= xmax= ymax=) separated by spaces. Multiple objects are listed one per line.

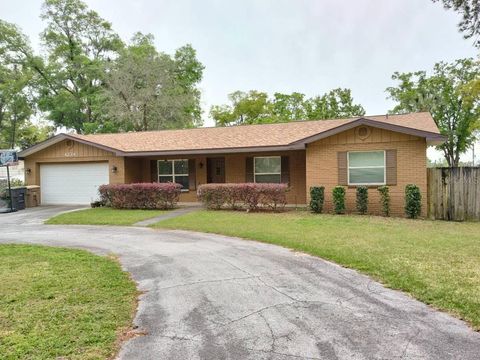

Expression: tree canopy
xmin=386 ymin=58 xmax=480 ymax=167
xmin=0 ymin=0 xmax=205 ymax=142
xmin=433 ymin=0 xmax=480 ymax=48
xmin=0 ymin=20 xmax=53 ymax=149
xmin=98 ymin=33 xmax=204 ymax=132
xmin=210 ymin=88 xmax=365 ymax=126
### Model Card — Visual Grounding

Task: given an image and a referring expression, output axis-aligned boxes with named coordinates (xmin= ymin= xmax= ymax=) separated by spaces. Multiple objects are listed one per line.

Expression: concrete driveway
xmin=0 ymin=207 xmax=479 ymax=359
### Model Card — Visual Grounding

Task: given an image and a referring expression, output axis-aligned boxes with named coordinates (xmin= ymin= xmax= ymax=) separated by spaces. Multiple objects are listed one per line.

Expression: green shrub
xmin=332 ymin=186 xmax=346 ymax=214
xmin=405 ymin=184 xmax=422 ymax=219
xmin=99 ymin=183 xmax=182 ymax=209
xmin=377 ymin=186 xmax=390 ymax=217
xmin=197 ymin=183 xmax=289 ymax=211
xmin=356 ymin=186 xmax=368 ymax=215
xmin=309 ymin=186 xmax=325 ymax=213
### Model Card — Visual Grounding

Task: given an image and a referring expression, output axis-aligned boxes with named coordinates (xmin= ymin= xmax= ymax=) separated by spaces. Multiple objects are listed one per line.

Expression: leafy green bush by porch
xmin=197 ymin=183 xmax=288 ymax=211
xmin=309 ymin=186 xmax=325 ymax=213
xmin=0 ymin=244 xmax=137 ymax=359
xmin=332 ymin=186 xmax=346 ymax=214
xmin=99 ymin=183 xmax=181 ymax=209
xmin=356 ymin=186 xmax=368 ymax=215
xmin=377 ymin=185 xmax=390 ymax=217
xmin=405 ymin=184 xmax=422 ymax=218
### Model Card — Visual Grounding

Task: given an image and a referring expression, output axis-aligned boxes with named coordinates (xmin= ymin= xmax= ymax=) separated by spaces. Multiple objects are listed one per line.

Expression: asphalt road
xmin=0 ymin=207 xmax=479 ymax=360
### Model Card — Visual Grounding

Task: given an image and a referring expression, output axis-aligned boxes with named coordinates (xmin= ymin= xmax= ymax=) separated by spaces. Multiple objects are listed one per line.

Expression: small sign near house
xmin=0 ymin=150 xmax=18 ymax=167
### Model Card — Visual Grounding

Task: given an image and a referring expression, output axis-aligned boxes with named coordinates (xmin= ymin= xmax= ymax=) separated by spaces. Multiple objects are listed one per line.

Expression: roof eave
xmin=122 ymin=144 xmax=306 ymax=157
xmin=17 ymin=133 xmax=122 ymax=159
xmin=291 ymin=118 xmax=444 ymax=145
xmin=426 ymin=135 xmax=447 ymax=146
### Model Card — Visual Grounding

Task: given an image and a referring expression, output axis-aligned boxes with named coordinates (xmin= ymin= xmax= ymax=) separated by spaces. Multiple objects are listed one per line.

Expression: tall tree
xmin=433 ymin=0 xmax=480 ymax=47
xmin=174 ymin=44 xmax=205 ymax=124
xmin=211 ymin=91 xmax=272 ymax=126
xmin=271 ymin=92 xmax=307 ymax=122
xmin=386 ymin=58 xmax=480 ymax=167
xmin=210 ymin=89 xmax=365 ymax=126
xmin=15 ymin=121 xmax=54 ymax=150
xmin=99 ymin=33 xmax=204 ymax=132
xmin=304 ymin=88 xmax=366 ymax=120
xmin=0 ymin=20 xmax=35 ymax=148
xmin=36 ymin=0 xmax=123 ymax=133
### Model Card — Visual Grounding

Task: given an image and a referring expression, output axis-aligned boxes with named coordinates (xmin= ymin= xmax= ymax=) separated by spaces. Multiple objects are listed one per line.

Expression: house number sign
xmin=64 ymin=152 xmax=77 ymax=157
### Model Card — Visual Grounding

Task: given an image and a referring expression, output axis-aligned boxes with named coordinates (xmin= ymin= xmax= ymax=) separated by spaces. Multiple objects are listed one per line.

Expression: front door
xmin=207 ymin=157 xmax=225 ymax=183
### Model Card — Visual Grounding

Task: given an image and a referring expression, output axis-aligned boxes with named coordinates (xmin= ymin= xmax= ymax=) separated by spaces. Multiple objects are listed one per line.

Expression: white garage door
xmin=40 ymin=162 xmax=109 ymax=205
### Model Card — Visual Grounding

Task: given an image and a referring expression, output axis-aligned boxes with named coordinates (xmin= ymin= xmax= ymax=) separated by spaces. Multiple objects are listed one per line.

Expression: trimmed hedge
xmin=197 ymin=183 xmax=288 ymax=211
xmin=309 ymin=186 xmax=325 ymax=213
xmin=377 ymin=185 xmax=390 ymax=217
xmin=405 ymin=184 xmax=422 ymax=219
xmin=98 ymin=183 xmax=182 ymax=209
xmin=356 ymin=186 xmax=368 ymax=215
xmin=332 ymin=186 xmax=346 ymax=214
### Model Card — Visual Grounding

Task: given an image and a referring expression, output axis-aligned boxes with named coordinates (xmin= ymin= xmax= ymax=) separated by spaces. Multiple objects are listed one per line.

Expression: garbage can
xmin=26 ymin=185 xmax=40 ymax=208
xmin=10 ymin=187 xmax=26 ymax=210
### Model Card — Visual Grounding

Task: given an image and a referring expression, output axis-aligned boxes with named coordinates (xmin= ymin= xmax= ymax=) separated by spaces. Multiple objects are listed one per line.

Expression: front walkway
xmin=0 ymin=207 xmax=479 ymax=359
xmin=133 ymin=205 xmax=202 ymax=227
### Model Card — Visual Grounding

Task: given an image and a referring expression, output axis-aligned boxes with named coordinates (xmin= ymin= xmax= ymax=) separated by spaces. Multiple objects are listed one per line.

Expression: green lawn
xmin=46 ymin=207 xmax=166 ymax=226
xmin=152 ymin=210 xmax=480 ymax=330
xmin=0 ymin=244 xmax=137 ymax=360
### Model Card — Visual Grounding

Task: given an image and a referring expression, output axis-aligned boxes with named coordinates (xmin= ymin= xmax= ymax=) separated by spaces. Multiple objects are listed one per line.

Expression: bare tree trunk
xmin=10 ymin=101 xmax=17 ymax=149
xmin=143 ymin=104 xmax=148 ymax=131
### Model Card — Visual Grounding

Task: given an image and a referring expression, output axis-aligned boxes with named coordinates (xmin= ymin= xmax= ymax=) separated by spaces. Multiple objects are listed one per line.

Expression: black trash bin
xmin=9 ymin=187 xmax=26 ymax=210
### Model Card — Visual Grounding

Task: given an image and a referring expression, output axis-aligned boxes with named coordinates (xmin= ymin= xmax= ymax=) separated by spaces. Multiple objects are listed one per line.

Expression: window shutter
xmin=245 ymin=157 xmax=254 ymax=182
xmin=188 ymin=159 xmax=196 ymax=190
xmin=386 ymin=149 xmax=397 ymax=185
xmin=337 ymin=152 xmax=348 ymax=185
xmin=150 ymin=160 xmax=158 ymax=182
xmin=281 ymin=156 xmax=290 ymax=184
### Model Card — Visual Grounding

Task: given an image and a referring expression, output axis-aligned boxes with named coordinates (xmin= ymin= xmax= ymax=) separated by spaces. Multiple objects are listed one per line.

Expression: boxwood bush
xmin=309 ymin=186 xmax=325 ymax=213
xmin=197 ymin=183 xmax=288 ymax=211
xmin=356 ymin=186 xmax=368 ymax=215
xmin=405 ymin=184 xmax=422 ymax=219
xmin=98 ymin=183 xmax=182 ymax=209
xmin=377 ymin=185 xmax=390 ymax=217
xmin=332 ymin=186 xmax=346 ymax=214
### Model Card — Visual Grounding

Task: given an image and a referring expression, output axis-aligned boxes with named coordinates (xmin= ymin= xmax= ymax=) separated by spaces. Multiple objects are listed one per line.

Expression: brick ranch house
xmin=18 ymin=112 xmax=444 ymax=216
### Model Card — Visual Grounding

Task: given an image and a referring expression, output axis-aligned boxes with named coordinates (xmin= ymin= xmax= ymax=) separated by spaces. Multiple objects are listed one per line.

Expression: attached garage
xmin=40 ymin=162 xmax=109 ymax=205
xmin=18 ymin=113 xmax=444 ymax=214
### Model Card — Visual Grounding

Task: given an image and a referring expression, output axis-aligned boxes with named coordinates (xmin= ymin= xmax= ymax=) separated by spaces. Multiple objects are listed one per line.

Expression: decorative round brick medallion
xmin=357 ymin=126 xmax=371 ymax=140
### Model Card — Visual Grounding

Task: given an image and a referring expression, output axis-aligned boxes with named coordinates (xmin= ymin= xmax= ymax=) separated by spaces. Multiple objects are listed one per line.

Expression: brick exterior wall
xmin=136 ymin=151 xmax=307 ymax=204
xmin=305 ymin=126 xmax=427 ymax=217
xmin=23 ymin=125 xmax=428 ymax=214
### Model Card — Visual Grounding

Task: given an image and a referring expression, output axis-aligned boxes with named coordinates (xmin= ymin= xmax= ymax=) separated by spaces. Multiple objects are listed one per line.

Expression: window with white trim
xmin=348 ymin=151 xmax=385 ymax=185
xmin=158 ymin=159 xmax=189 ymax=189
xmin=254 ymin=156 xmax=281 ymax=183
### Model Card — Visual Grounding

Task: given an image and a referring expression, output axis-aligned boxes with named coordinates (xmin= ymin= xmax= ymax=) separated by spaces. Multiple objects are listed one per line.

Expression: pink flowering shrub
xmin=197 ymin=183 xmax=288 ymax=211
xmin=99 ymin=183 xmax=182 ymax=209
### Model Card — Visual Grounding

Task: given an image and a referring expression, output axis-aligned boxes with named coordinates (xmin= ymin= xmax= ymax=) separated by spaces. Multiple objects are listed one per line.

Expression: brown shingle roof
xmin=69 ymin=112 xmax=441 ymax=154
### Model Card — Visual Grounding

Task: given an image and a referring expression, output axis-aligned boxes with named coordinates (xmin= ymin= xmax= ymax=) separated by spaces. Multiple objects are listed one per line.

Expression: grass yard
xmin=152 ymin=210 xmax=480 ymax=330
xmin=46 ymin=207 xmax=166 ymax=226
xmin=0 ymin=244 xmax=137 ymax=360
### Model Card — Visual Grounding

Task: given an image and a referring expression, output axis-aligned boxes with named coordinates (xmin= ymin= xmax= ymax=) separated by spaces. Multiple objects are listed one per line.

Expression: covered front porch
xmin=122 ymin=150 xmax=307 ymax=205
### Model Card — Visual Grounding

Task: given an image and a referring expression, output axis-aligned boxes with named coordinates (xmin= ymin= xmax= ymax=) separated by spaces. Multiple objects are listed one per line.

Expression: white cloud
xmin=1 ymin=0 xmax=478 ymax=161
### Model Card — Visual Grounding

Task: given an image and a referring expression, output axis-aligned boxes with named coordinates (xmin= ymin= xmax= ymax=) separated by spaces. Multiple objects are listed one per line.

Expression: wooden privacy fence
xmin=427 ymin=167 xmax=480 ymax=221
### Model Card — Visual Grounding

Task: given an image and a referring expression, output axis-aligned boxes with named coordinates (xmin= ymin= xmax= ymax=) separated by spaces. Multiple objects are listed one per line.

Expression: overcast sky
xmin=1 ymin=0 xmax=478 ymax=161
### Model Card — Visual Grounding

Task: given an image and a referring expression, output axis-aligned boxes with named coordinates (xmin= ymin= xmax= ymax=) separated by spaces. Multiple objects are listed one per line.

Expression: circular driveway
xmin=0 ymin=207 xmax=479 ymax=359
